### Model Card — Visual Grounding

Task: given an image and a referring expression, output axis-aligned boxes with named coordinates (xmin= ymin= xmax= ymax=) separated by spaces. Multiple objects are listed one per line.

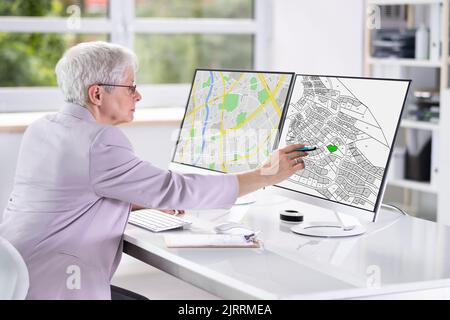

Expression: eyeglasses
xmin=97 ymin=83 xmax=137 ymax=95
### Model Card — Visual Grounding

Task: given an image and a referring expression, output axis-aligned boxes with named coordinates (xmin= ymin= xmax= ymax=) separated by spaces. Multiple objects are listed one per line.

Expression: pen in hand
xmin=294 ymin=146 xmax=317 ymax=152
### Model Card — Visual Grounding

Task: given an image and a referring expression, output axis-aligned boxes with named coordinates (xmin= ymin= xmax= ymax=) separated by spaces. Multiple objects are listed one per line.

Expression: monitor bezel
xmin=270 ymin=73 xmax=411 ymax=222
xmin=170 ymin=68 xmax=296 ymax=174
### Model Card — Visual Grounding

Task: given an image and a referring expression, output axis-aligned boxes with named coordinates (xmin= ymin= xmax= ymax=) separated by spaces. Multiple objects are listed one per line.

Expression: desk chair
xmin=0 ymin=237 xmax=29 ymax=299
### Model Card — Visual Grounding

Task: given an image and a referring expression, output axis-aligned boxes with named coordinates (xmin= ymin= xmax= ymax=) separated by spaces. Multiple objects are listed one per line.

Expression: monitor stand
xmin=290 ymin=211 xmax=366 ymax=238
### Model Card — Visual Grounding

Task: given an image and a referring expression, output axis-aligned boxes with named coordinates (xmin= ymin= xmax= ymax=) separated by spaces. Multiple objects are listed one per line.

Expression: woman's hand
xmin=259 ymin=143 xmax=307 ymax=185
xmin=236 ymin=143 xmax=308 ymax=197
xmin=159 ymin=209 xmax=185 ymax=216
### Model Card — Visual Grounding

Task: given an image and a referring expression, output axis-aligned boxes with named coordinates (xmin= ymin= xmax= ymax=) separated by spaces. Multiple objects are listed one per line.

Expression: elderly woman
xmin=0 ymin=41 xmax=307 ymax=300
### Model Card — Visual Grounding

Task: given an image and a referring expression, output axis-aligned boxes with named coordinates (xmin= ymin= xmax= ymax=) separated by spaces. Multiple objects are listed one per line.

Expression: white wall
xmin=271 ymin=0 xmax=364 ymax=76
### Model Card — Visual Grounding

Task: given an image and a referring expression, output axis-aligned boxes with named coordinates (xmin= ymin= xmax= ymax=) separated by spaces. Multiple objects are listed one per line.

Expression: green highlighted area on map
xmin=258 ymin=89 xmax=269 ymax=104
xmin=327 ymin=144 xmax=338 ymax=153
xmin=223 ymin=93 xmax=239 ymax=112
xmin=250 ymin=77 xmax=257 ymax=90
xmin=202 ymin=77 xmax=211 ymax=88
xmin=236 ymin=112 xmax=246 ymax=126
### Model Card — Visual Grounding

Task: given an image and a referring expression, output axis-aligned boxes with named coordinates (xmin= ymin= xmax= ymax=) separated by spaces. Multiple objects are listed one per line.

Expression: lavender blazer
xmin=0 ymin=103 xmax=239 ymax=299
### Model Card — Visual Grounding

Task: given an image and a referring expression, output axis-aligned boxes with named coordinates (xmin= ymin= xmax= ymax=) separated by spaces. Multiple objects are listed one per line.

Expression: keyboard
xmin=128 ymin=209 xmax=192 ymax=232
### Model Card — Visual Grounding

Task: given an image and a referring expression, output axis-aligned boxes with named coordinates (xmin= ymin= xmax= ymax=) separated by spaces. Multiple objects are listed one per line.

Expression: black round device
xmin=279 ymin=209 xmax=304 ymax=223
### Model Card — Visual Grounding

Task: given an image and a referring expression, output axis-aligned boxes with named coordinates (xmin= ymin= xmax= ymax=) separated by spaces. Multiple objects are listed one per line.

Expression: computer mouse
xmin=214 ymin=222 xmax=254 ymax=236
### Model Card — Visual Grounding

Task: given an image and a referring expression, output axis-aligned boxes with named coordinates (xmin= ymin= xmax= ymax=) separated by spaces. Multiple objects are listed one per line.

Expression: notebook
xmin=164 ymin=234 xmax=261 ymax=248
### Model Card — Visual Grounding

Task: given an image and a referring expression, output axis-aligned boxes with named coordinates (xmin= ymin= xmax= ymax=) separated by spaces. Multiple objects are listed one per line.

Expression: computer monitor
xmin=170 ymin=68 xmax=295 ymax=201
xmin=269 ymin=74 xmax=411 ymax=237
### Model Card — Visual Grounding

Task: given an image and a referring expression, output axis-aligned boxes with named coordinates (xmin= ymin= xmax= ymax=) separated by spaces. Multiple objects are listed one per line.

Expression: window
xmin=0 ymin=0 xmax=270 ymax=112
xmin=0 ymin=33 xmax=107 ymax=87
xmin=135 ymin=0 xmax=253 ymax=18
xmin=135 ymin=33 xmax=253 ymax=84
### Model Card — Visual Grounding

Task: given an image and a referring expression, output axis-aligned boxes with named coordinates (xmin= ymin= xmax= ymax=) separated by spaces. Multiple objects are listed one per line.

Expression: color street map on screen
xmin=174 ymin=70 xmax=293 ymax=173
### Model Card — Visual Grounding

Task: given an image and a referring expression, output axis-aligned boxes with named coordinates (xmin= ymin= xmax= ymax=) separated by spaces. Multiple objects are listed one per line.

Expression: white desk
xmin=123 ymin=192 xmax=450 ymax=299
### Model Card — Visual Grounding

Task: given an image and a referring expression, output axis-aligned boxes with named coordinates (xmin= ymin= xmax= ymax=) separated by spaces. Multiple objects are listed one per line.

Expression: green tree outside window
xmin=0 ymin=0 xmax=66 ymax=86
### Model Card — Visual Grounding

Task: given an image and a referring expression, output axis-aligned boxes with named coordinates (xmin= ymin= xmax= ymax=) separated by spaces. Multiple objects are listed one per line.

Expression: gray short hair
xmin=55 ymin=41 xmax=138 ymax=107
